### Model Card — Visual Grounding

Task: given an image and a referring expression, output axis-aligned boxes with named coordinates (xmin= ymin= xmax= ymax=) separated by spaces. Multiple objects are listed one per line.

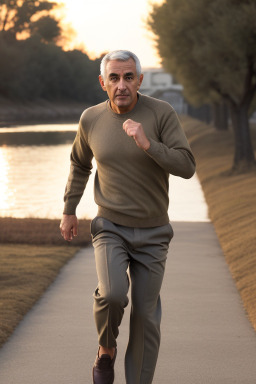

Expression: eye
xmin=110 ymin=76 xmax=118 ymax=82
xmin=125 ymin=76 xmax=134 ymax=81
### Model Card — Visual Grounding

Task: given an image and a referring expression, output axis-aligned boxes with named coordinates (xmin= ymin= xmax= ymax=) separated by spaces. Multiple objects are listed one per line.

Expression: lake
xmin=0 ymin=123 xmax=208 ymax=222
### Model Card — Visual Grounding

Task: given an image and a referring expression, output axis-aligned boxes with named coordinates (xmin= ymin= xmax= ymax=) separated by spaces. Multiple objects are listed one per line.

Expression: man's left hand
xmin=123 ymin=119 xmax=150 ymax=151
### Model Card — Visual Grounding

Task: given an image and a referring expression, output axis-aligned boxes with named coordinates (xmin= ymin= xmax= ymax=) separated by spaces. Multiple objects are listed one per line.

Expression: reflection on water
xmin=0 ymin=131 xmax=76 ymax=146
xmin=0 ymin=148 xmax=14 ymax=211
xmin=0 ymin=143 xmax=96 ymax=219
xmin=0 ymin=123 xmax=78 ymax=133
xmin=0 ymin=144 xmax=68 ymax=218
xmin=0 ymin=123 xmax=97 ymax=219
xmin=0 ymin=124 xmax=209 ymax=221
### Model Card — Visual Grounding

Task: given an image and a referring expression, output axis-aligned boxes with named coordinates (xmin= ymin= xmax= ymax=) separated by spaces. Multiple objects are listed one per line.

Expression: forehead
xmin=105 ymin=58 xmax=137 ymax=76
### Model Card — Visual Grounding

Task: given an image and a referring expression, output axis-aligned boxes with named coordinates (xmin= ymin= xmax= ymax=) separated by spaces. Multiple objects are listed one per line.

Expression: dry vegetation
xmin=0 ymin=244 xmax=79 ymax=347
xmin=0 ymin=217 xmax=91 ymax=246
xmin=0 ymin=217 xmax=91 ymax=347
xmin=182 ymin=116 xmax=256 ymax=331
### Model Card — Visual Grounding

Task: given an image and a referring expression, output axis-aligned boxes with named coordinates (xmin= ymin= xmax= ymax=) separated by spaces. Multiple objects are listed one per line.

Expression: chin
xmin=116 ymin=102 xmax=129 ymax=107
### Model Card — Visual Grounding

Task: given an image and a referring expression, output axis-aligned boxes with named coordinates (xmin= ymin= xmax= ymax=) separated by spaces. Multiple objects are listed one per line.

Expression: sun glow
xmin=55 ymin=0 xmax=165 ymax=68
xmin=0 ymin=148 xmax=14 ymax=212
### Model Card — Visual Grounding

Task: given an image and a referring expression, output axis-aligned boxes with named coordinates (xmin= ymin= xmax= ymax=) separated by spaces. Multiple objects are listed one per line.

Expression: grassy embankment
xmin=0 ymin=98 xmax=87 ymax=127
xmin=182 ymin=116 xmax=256 ymax=331
xmin=0 ymin=116 xmax=255 ymax=348
xmin=0 ymin=218 xmax=91 ymax=348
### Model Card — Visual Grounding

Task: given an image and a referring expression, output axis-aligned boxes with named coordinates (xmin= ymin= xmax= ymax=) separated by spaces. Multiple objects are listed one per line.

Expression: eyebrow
xmin=108 ymin=72 xmax=135 ymax=78
xmin=109 ymin=73 xmax=118 ymax=78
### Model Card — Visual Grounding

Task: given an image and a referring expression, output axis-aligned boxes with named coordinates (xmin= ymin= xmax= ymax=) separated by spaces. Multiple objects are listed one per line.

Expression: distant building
xmin=141 ymin=68 xmax=187 ymax=114
xmin=140 ymin=68 xmax=175 ymax=94
xmin=141 ymin=67 xmax=212 ymax=123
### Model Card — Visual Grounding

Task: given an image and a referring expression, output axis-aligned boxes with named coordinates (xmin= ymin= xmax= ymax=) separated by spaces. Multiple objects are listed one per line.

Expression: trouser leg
xmin=91 ymin=217 xmax=173 ymax=383
xmin=125 ymin=225 xmax=173 ymax=384
xmin=92 ymin=218 xmax=130 ymax=348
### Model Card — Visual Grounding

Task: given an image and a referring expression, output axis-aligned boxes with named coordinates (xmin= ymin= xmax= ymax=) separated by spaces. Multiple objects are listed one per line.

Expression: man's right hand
xmin=60 ymin=214 xmax=78 ymax=242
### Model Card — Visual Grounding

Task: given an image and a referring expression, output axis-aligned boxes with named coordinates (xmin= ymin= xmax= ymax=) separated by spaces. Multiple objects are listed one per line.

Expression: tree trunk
xmin=212 ymin=102 xmax=228 ymax=131
xmin=229 ymin=103 xmax=256 ymax=171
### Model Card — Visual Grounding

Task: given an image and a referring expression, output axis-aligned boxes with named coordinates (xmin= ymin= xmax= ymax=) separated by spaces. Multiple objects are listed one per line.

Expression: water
xmin=0 ymin=124 xmax=208 ymax=221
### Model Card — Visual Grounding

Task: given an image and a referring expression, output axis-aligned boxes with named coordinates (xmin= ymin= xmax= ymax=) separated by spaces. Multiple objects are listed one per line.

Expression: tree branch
xmin=1 ymin=3 xmax=10 ymax=31
xmin=210 ymin=80 xmax=238 ymax=107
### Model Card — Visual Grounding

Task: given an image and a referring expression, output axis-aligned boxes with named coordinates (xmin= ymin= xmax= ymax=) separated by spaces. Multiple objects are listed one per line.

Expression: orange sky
xmin=55 ymin=0 xmax=164 ymax=68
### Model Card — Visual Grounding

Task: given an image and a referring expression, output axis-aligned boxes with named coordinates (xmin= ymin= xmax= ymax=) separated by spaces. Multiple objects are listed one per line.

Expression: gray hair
xmin=100 ymin=50 xmax=142 ymax=80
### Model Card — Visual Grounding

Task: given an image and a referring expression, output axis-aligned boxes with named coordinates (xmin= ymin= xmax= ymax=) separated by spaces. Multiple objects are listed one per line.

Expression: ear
xmin=137 ymin=74 xmax=144 ymax=90
xmin=99 ymin=75 xmax=107 ymax=91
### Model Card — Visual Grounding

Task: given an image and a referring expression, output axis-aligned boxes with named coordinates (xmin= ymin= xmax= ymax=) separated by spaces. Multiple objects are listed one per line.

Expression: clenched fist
xmin=123 ymin=119 xmax=150 ymax=151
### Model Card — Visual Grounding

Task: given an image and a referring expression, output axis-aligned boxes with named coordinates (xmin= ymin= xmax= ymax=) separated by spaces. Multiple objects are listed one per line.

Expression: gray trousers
xmin=91 ymin=217 xmax=173 ymax=384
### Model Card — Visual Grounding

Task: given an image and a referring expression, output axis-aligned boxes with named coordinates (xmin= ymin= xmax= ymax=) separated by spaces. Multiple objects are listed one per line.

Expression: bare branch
xmin=210 ymin=80 xmax=238 ymax=107
xmin=1 ymin=3 xmax=10 ymax=31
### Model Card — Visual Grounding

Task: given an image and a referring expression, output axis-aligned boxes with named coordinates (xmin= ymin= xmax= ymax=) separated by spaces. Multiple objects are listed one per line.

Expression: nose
xmin=118 ymin=78 xmax=126 ymax=92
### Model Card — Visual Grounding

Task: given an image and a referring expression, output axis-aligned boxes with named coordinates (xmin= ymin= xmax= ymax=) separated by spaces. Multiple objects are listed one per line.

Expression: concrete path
xmin=0 ymin=222 xmax=256 ymax=383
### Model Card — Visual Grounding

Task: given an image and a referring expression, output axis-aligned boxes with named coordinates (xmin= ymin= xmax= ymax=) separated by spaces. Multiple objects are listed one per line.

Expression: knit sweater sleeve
xmin=63 ymin=114 xmax=93 ymax=215
xmin=145 ymin=106 xmax=196 ymax=179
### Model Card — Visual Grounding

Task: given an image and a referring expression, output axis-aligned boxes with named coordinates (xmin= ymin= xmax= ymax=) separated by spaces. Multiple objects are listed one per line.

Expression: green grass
xmin=182 ymin=116 xmax=256 ymax=331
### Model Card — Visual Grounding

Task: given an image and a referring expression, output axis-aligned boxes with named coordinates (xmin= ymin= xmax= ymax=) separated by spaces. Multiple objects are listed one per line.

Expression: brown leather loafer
xmin=92 ymin=348 xmax=117 ymax=384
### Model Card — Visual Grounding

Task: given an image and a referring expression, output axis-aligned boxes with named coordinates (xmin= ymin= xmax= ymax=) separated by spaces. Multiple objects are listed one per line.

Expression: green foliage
xmin=0 ymin=33 xmax=23 ymax=97
xmin=148 ymin=0 xmax=256 ymax=108
xmin=148 ymin=0 xmax=256 ymax=168
xmin=29 ymin=15 xmax=61 ymax=43
xmin=0 ymin=0 xmax=60 ymax=42
xmin=0 ymin=1 xmax=105 ymax=104
xmin=0 ymin=35 xmax=105 ymax=103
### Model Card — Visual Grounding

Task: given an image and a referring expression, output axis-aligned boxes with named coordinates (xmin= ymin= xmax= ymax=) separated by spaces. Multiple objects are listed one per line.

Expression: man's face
xmin=99 ymin=58 xmax=143 ymax=114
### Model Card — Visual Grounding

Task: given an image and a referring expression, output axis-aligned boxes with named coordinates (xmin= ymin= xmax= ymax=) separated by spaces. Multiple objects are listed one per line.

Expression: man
xmin=60 ymin=50 xmax=195 ymax=384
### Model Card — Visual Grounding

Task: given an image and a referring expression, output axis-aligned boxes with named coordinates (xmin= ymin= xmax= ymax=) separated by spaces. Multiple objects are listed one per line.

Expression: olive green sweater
xmin=63 ymin=93 xmax=196 ymax=227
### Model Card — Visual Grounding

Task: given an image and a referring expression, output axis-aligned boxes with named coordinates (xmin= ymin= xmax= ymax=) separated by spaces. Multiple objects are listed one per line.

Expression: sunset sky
xmin=56 ymin=0 xmax=164 ymax=68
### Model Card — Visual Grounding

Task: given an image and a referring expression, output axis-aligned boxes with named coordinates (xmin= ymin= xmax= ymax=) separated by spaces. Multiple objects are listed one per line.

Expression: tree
xmin=0 ymin=33 xmax=105 ymax=103
xmin=148 ymin=0 xmax=256 ymax=171
xmin=0 ymin=0 xmax=61 ymax=43
xmin=0 ymin=1 xmax=105 ymax=104
xmin=212 ymin=102 xmax=228 ymax=131
xmin=28 ymin=15 xmax=61 ymax=43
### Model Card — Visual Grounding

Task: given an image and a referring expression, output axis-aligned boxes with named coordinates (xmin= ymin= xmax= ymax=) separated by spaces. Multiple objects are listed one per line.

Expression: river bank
xmin=0 ymin=217 xmax=91 ymax=246
xmin=0 ymin=98 xmax=90 ymax=127
xmin=182 ymin=115 xmax=256 ymax=331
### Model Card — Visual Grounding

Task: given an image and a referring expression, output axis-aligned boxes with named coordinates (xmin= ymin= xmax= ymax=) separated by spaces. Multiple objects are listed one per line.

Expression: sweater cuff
xmin=145 ymin=138 xmax=163 ymax=157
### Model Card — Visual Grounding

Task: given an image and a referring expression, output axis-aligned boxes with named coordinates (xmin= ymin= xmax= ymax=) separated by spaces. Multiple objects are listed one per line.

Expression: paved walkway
xmin=0 ymin=222 xmax=256 ymax=383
